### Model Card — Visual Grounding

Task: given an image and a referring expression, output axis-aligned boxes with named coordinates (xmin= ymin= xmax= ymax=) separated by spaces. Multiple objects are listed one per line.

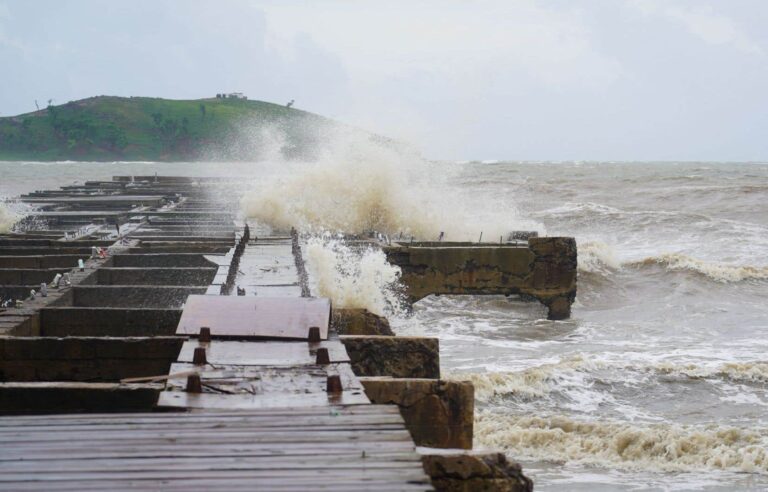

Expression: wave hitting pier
xmin=0 ymin=175 xmax=535 ymax=491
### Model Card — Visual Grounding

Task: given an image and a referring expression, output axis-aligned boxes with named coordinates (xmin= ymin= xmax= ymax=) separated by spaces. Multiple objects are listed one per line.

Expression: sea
xmin=1 ymin=158 xmax=767 ymax=491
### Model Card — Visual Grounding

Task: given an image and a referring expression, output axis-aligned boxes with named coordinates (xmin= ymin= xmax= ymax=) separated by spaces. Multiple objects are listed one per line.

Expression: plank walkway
xmin=0 ymin=406 xmax=431 ymax=491
xmin=0 ymin=176 xmax=435 ymax=490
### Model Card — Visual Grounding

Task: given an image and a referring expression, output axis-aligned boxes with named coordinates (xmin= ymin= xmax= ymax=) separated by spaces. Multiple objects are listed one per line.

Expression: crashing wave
xmin=628 ymin=253 xmax=768 ymax=283
xmin=304 ymin=237 xmax=404 ymax=316
xmin=452 ymin=359 xmax=768 ymax=404
xmin=577 ymin=241 xmax=621 ymax=274
xmin=476 ymin=412 xmax=768 ymax=473
xmin=450 ymin=356 xmax=600 ymax=402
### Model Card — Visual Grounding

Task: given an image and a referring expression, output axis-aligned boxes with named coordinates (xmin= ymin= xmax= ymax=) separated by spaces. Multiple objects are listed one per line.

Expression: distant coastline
xmin=0 ymin=95 xmax=332 ymax=162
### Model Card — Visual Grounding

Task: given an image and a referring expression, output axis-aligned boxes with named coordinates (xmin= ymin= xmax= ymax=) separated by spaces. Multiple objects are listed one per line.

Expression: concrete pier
xmin=0 ymin=175 xmax=537 ymax=491
xmin=385 ymin=238 xmax=577 ymax=320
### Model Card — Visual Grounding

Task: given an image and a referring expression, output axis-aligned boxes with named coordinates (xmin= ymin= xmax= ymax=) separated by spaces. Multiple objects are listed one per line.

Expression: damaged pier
xmin=0 ymin=175 xmax=548 ymax=491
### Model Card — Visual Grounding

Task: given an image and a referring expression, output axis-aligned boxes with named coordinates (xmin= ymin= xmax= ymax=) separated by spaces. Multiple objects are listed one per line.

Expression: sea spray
xmin=0 ymin=201 xmax=19 ymax=233
xmin=577 ymin=241 xmax=621 ymax=274
xmin=241 ymin=125 xmax=540 ymax=241
xmin=475 ymin=412 xmax=768 ymax=473
xmin=305 ymin=237 xmax=404 ymax=316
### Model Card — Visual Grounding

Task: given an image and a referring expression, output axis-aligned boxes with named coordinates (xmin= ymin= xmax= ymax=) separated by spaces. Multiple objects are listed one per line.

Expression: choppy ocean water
xmin=2 ymin=160 xmax=767 ymax=490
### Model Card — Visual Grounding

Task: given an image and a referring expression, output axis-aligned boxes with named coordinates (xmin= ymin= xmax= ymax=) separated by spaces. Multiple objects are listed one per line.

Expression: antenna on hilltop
xmin=34 ymin=100 xmax=39 ymax=111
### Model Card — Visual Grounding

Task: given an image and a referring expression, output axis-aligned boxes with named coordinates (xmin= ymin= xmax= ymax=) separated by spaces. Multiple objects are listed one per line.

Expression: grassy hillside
xmin=0 ymin=96 xmax=334 ymax=161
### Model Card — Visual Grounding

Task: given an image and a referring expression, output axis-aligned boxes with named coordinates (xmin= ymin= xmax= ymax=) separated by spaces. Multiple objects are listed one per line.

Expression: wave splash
xmin=241 ymin=125 xmax=539 ymax=241
xmin=0 ymin=201 xmax=19 ymax=233
xmin=304 ymin=237 xmax=404 ymax=316
xmin=476 ymin=412 xmax=768 ymax=473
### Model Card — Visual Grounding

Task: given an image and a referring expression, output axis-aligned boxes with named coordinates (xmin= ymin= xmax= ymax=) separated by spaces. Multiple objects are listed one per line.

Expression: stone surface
xmin=361 ymin=377 xmax=474 ymax=449
xmin=421 ymin=453 xmax=533 ymax=492
xmin=341 ymin=335 xmax=440 ymax=378
xmin=332 ymin=308 xmax=395 ymax=336
xmin=385 ymin=237 xmax=577 ymax=320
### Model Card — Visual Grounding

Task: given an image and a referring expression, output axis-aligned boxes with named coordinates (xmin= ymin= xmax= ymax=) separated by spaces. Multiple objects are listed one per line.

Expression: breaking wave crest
xmin=475 ymin=412 xmax=768 ymax=473
xmin=578 ymin=241 xmax=621 ymax=274
xmin=627 ymin=253 xmax=768 ymax=283
xmin=304 ymin=237 xmax=404 ymax=316
xmin=453 ymin=358 xmax=768 ymax=404
xmin=453 ymin=356 xmax=598 ymax=401
xmin=577 ymin=241 xmax=767 ymax=283
xmin=655 ymin=361 xmax=768 ymax=384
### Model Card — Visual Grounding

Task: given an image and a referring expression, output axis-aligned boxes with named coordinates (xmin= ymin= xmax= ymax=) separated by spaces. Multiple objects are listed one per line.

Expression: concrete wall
xmin=96 ymin=267 xmax=217 ymax=285
xmin=0 ymin=336 xmax=184 ymax=382
xmin=0 ymin=268 xmax=73 ymax=285
xmin=341 ymin=335 xmax=440 ymax=379
xmin=384 ymin=237 xmax=577 ymax=320
xmin=0 ymin=255 xmax=83 ymax=269
xmin=72 ymin=286 xmax=206 ymax=308
xmin=0 ymin=382 xmax=161 ymax=415
xmin=111 ymin=254 xmax=219 ymax=268
xmin=361 ymin=378 xmax=474 ymax=449
xmin=40 ymin=307 xmax=181 ymax=336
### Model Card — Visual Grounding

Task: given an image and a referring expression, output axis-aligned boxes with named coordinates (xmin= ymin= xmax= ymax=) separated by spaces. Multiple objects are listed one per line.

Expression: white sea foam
xmin=476 ymin=412 xmax=768 ymax=473
xmin=304 ymin=237 xmax=404 ymax=316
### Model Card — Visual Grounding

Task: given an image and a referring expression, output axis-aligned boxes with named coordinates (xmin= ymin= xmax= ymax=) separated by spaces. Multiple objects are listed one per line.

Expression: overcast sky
xmin=1 ymin=0 xmax=766 ymax=161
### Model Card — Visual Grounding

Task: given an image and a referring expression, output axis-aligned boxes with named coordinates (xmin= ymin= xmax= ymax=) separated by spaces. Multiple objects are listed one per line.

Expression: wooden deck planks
xmin=0 ymin=406 xmax=433 ymax=491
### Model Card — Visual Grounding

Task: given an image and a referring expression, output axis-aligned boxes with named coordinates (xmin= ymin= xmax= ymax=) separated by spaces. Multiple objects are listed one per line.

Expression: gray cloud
xmin=0 ymin=0 xmax=766 ymax=161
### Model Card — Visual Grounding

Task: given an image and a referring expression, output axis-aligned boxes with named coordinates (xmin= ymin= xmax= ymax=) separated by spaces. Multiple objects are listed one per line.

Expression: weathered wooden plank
xmin=0 ymin=404 xmax=401 ymax=424
xmin=160 ymin=362 xmax=369 ymax=409
xmin=176 ymin=296 xmax=331 ymax=340
xmin=176 ymin=340 xmax=350 ymax=366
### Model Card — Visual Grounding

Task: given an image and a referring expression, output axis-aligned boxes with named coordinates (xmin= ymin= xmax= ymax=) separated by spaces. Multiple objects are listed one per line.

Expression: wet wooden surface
xmin=0 ymin=406 xmax=433 ymax=491
xmin=176 ymin=340 xmax=351 ymax=365
xmin=176 ymin=296 xmax=330 ymax=340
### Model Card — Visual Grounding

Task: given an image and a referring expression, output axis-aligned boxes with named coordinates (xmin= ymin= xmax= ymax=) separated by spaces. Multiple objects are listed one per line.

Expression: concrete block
xmin=96 ymin=267 xmax=217 ymax=285
xmin=341 ymin=335 xmax=440 ymax=378
xmin=40 ymin=307 xmax=181 ymax=336
xmin=332 ymin=308 xmax=394 ymax=336
xmin=0 ymin=336 xmax=184 ymax=382
xmin=384 ymin=237 xmax=577 ymax=320
xmin=361 ymin=377 xmax=474 ymax=449
xmin=72 ymin=286 xmax=206 ymax=308
xmin=0 ymin=382 xmax=162 ymax=415
xmin=421 ymin=453 xmax=533 ymax=492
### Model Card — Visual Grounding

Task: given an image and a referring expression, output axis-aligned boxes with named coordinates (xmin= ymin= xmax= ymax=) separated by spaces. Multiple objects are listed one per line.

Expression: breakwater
xmin=0 ymin=175 xmax=545 ymax=491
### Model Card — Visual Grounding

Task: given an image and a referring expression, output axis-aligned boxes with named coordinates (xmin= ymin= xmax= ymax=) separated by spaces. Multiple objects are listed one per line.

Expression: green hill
xmin=0 ymin=96 xmax=335 ymax=161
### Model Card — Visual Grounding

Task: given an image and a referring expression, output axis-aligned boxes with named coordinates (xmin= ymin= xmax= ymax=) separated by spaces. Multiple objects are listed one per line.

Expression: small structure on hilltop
xmin=286 ymin=99 xmax=295 ymax=108
xmin=215 ymin=92 xmax=247 ymax=100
